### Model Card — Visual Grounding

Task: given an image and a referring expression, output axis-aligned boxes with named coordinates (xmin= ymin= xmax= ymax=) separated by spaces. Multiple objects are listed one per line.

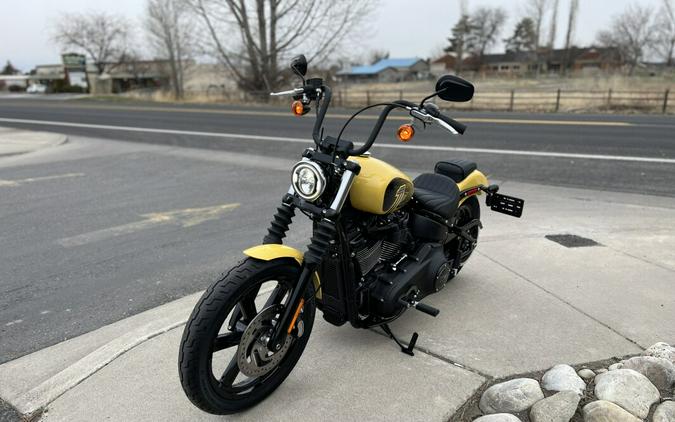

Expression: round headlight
xmin=291 ymin=161 xmax=326 ymax=202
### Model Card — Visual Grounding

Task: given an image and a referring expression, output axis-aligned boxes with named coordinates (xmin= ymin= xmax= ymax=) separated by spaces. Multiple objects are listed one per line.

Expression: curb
xmin=0 ymin=127 xmax=68 ymax=157
xmin=0 ymin=291 xmax=203 ymax=418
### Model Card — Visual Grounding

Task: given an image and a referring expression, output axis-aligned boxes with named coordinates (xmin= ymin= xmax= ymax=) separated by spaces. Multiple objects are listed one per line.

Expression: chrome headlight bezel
xmin=291 ymin=160 xmax=326 ymax=202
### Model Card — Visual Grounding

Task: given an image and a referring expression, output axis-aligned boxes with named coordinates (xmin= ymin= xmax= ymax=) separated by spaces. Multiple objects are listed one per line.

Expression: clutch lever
xmin=270 ymin=87 xmax=304 ymax=96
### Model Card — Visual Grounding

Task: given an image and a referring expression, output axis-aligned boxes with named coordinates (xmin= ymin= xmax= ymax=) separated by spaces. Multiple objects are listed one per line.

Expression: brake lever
xmin=409 ymin=106 xmax=459 ymax=135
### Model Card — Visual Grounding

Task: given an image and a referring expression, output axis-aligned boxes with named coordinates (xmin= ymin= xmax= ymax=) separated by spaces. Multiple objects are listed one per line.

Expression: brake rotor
xmin=236 ymin=305 xmax=292 ymax=378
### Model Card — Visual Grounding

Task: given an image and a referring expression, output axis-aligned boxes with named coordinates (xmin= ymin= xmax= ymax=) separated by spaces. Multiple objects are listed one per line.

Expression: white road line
xmin=1 ymin=117 xmax=674 ymax=164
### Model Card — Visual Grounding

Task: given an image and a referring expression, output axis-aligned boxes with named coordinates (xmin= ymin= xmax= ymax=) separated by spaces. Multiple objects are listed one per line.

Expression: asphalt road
xmin=1 ymin=97 xmax=675 ymax=196
xmin=1 ymin=97 xmax=675 ymax=364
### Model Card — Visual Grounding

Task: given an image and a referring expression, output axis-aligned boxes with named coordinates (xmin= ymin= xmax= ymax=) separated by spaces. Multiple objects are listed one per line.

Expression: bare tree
xmin=562 ymin=0 xmax=579 ymax=74
xmin=525 ymin=0 xmax=549 ymax=50
xmin=146 ymin=0 xmax=193 ymax=99
xmin=524 ymin=0 xmax=549 ymax=75
xmin=597 ymin=4 xmax=656 ymax=75
xmin=547 ymin=0 xmax=560 ymax=48
xmin=656 ymin=0 xmax=675 ymax=66
xmin=368 ymin=50 xmax=390 ymax=65
xmin=468 ymin=6 xmax=508 ymax=64
xmin=188 ymin=0 xmax=375 ymax=92
xmin=53 ymin=12 xmax=131 ymax=74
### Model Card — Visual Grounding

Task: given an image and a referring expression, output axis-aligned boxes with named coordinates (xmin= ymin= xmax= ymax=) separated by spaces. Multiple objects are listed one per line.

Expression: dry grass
xmin=99 ymin=74 xmax=675 ymax=114
xmin=333 ymin=75 xmax=675 ymax=113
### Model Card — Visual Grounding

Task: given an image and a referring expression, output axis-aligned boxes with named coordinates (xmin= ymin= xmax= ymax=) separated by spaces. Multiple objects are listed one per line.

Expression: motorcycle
xmin=178 ymin=55 xmax=524 ymax=414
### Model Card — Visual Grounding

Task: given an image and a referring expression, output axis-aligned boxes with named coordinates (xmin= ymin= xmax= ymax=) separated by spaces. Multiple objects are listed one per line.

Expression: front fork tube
xmin=268 ymin=219 xmax=336 ymax=350
xmin=266 ymin=169 xmax=354 ymax=350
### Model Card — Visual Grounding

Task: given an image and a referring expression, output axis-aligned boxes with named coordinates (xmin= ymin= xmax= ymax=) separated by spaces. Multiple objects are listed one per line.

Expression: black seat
xmin=435 ymin=159 xmax=477 ymax=183
xmin=413 ymin=173 xmax=460 ymax=219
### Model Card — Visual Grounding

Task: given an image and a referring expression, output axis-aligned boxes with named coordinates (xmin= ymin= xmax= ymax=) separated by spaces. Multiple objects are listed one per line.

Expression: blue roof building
xmin=337 ymin=58 xmax=429 ymax=83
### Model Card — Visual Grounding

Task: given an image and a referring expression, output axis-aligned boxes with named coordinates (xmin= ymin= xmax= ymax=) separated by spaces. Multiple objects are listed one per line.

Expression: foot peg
xmin=399 ymin=298 xmax=440 ymax=317
xmin=381 ymin=324 xmax=418 ymax=356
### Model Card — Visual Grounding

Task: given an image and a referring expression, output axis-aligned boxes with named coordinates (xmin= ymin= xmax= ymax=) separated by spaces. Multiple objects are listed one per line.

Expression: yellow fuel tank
xmin=348 ymin=156 xmax=414 ymax=215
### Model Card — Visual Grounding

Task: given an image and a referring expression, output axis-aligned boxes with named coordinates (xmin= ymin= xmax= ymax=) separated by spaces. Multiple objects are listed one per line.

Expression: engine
xmin=346 ymin=210 xmax=452 ymax=321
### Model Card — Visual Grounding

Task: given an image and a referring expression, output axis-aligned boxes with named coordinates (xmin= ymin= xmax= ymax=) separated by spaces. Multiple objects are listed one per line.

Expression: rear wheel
xmin=445 ymin=196 xmax=480 ymax=279
xmin=178 ymin=258 xmax=315 ymax=414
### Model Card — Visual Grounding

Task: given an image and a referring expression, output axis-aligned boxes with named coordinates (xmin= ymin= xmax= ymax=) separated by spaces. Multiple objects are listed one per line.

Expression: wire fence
xmin=326 ymin=88 xmax=673 ymax=114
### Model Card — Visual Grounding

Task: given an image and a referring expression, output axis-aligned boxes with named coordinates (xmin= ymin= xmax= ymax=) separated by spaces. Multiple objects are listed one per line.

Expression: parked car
xmin=26 ymin=84 xmax=47 ymax=94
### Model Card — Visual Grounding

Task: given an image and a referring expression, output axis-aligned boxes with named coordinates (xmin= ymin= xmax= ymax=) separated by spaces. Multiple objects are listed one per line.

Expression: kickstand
xmin=381 ymin=323 xmax=418 ymax=356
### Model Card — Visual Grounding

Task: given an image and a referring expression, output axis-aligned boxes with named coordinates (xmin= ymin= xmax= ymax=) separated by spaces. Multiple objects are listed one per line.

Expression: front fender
xmin=243 ymin=244 xmax=321 ymax=299
xmin=243 ymin=244 xmax=304 ymax=265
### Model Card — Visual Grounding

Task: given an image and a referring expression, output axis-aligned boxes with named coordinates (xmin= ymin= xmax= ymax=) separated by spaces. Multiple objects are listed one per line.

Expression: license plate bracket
xmin=488 ymin=193 xmax=524 ymax=218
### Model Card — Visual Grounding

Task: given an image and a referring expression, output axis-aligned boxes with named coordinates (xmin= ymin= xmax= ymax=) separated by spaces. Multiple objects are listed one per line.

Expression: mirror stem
xmin=419 ymin=89 xmax=446 ymax=108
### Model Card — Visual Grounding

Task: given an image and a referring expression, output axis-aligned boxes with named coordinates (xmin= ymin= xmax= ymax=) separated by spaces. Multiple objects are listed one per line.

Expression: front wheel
xmin=178 ymin=257 xmax=315 ymax=414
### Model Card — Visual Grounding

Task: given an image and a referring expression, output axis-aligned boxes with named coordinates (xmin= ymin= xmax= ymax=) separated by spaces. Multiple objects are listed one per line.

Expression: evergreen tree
xmin=444 ymin=15 xmax=476 ymax=74
xmin=504 ymin=18 xmax=538 ymax=53
xmin=1 ymin=61 xmax=19 ymax=75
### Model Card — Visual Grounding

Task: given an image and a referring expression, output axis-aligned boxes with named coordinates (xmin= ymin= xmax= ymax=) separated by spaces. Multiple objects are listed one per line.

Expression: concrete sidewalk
xmin=1 ymin=181 xmax=673 ymax=421
xmin=0 ymin=127 xmax=67 ymax=157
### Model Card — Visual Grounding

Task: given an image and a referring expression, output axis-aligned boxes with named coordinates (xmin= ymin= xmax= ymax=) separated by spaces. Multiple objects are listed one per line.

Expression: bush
xmin=50 ymin=80 xmax=87 ymax=93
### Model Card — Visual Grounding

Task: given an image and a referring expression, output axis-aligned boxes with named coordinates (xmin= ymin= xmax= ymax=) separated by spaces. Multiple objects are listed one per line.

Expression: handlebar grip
xmin=438 ymin=113 xmax=467 ymax=135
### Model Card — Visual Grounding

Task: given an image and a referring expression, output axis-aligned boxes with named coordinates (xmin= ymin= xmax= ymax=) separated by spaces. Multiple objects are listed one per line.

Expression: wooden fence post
xmin=366 ymin=90 xmax=370 ymax=106
xmin=399 ymin=90 xmax=403 ymax=100
xmin=509 ymin=89 xmax=515 ymax=112
xmin=607 ymin=88 xmax=612 ymax=108
xmin=663 ymin=89 xmax=670 ymax=114
xmin=555 ymin=89 xmax=561 ymax=112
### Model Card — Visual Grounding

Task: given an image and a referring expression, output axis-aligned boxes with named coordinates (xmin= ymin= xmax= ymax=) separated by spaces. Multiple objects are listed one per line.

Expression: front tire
xmin=178 ymin=257 xmax=315 ymax=414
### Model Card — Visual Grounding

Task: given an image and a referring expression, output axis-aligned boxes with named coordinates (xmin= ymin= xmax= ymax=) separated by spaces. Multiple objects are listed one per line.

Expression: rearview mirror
xmin=435 ymin=75 xmax=474 ymax=102
xmin=290 ymin=54 xmax=308 ymax=78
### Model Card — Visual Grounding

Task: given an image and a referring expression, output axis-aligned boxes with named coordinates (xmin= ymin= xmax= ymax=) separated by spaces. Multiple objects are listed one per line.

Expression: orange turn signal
xmin=397 ymin=124 xmax=415 ymax=142
xmin=291 ymin=100 xmax=305 ymax=116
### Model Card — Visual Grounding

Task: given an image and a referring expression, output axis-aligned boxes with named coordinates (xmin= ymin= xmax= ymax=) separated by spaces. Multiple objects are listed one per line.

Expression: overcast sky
xmin=0 ymin=0 xmax=651 ymax=72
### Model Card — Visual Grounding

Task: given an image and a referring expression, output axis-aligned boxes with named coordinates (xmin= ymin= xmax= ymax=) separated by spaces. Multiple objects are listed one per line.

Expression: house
xmin=431 ymin=47 xmax=623 ymax=77
xmin=0 ymin=75 xmax=29 ymax=91
xmin=430 ymin=54 xmax=481 ymax=75
xmin=92 ymin=60 xmax=173 ymax=94
xmin=337 ymin=58 xmax=429 ymax=83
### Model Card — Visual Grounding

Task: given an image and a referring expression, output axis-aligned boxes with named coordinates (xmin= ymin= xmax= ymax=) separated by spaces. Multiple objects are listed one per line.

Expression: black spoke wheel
xmin=445 ymin=196 xmax=480 ymax=279
xmin=179 ymin=257 xmax=315 ymax=415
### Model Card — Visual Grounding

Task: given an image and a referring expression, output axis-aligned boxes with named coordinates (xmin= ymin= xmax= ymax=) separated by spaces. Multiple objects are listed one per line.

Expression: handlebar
xmin=348 ymin=100 xmax=415 ymax=156
xmin=271 ymin=84 xmax=466 ymax=156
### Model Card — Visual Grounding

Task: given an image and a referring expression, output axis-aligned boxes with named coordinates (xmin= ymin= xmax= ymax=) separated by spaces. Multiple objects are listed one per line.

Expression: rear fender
xmin=456 ymin=170 xmax=488 ymax=205
xmin=243 ymin=244 xmax=322 ymax=299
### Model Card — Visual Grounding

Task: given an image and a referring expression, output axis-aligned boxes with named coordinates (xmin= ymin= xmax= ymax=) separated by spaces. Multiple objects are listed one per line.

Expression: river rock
xmin=582 ymin=400 xmax=641 ymax=422
xmin=654 ymin=401 xmax=675 ymax=422
xmin=474 ymin=414 xmax=522 ymax=422
xmin=621 ymin=356 xmax=675 ymax=390
xmin=608 ymin=362 xmax=623 ymax=371
xmin=596 ymin=368 xmax=608 ymax=374
xmin=578 ymin=369 xmax=596 ymax=380
xmin=643 ymin=342 xmax=675 ymax=363
xmin=530 ymin=390 xmax=580 ymax=422
xmin=541 ymin=364 xmax=586 ymax=395
xmin=479 ymin=378 xmax=544 ymax=414
xmin=594 ymin=369 xmax=660 ymax=419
